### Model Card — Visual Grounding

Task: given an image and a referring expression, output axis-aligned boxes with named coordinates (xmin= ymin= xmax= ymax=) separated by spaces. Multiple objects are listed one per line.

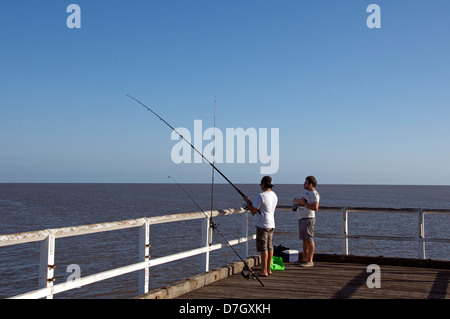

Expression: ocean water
xmin=0 ymin=183 xmax=449 ymax=299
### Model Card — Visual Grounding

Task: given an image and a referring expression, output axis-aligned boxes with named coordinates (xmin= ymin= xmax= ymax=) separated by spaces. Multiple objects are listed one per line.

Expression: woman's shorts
xmin=298 ymin=218 xmax=315 ymax=242
xmin=256 ymin=227 xmax=274 ymax=252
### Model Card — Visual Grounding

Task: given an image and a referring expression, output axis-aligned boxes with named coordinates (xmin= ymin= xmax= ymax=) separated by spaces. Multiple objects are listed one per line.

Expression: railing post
xmin=200 ymin=217 xmax=211 ymax=273
xmin=39 ymin=230 xmax=55 ymax=299
xmin=138 ymin=219 xmax=150 ymax=295
xmin=342 ymin=208 xmax=349 ymax=255
xmin=418 ymin=209 xmax=426 ymax=259
xmin=241 ymin=211 xmax=249 ymax=258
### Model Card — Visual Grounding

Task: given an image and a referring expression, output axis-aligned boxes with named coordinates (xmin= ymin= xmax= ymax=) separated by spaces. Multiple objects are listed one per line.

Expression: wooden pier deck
xmin=138 ymin=255 xmax=449 ymax=299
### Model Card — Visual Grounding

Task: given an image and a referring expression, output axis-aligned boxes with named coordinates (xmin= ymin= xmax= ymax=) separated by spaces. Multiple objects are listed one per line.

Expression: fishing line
xmin=126 ymin=94 xmax=249 ymax=200
xmin=168 ymin=176 xmax=264 ymax=287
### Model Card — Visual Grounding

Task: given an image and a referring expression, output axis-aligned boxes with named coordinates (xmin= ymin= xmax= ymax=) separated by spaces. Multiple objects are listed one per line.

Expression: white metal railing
xmin=0 ymin=207 xmax=253 ymax=299
xmin=278 ymin=205 xmax=450 ymax=260
xmin=1 ymin=206 xmax=449 ymax=299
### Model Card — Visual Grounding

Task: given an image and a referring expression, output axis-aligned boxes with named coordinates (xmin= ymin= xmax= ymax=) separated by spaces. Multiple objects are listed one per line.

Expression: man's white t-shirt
xmin=252 ymin=190 xmax=278 ymax=229
xmin=297 ymin=190 xmax=320 ymax=219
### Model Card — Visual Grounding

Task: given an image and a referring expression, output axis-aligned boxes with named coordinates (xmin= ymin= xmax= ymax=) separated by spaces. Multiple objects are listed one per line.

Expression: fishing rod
xmin=209 ymin=96 xmax=216 ymax=238
xmin=168 ymin=176 xmax=264 ymax=287
xmin=126 ymin=94 xmax=248 ymax=199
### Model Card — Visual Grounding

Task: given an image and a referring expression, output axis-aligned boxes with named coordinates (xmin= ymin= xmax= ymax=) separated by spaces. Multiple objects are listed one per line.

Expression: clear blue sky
xmin=1 ymin=0 xmax=449 ymax=185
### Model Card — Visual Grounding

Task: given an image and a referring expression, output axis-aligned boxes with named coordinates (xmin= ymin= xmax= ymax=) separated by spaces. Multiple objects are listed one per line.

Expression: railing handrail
xmin=2 ymin=206 xmax=449 ymax=247
xmin=278 ymin=205 xmax=450 ymax=214
xmin=0 ymin=207 xmax=245 ymax=247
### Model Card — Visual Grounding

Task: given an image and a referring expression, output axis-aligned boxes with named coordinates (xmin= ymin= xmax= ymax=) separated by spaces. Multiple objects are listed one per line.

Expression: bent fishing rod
xmin=168 ymin=176 xmax=264 ymax=287
xmin=127 ymin=95 xmax=253 ymax=205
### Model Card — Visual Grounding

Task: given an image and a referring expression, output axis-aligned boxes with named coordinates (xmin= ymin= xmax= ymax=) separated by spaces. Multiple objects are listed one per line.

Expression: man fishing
xmin=242 ymin=176 xmax=278 ymax=277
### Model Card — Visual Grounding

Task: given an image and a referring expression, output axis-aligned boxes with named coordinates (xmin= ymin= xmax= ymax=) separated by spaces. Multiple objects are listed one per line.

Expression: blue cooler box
xmin=281 ymin=250 xmax=299 ymax=263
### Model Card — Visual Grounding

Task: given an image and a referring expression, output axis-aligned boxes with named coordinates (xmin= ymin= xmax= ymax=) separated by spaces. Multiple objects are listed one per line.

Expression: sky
xmin=1 ymin=0 xmax=449 ymax=185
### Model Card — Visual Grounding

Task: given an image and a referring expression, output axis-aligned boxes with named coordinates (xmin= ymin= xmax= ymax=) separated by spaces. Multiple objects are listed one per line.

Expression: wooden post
xmin=138 ymin=219 xmax=150 ymax=295
xmin=39 ymin=230 xmax=55 ymax=299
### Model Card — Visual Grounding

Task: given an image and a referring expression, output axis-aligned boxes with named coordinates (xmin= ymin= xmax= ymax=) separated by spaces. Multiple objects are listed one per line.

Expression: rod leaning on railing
xmin=1 ymin=205 xmax=449 ymax=299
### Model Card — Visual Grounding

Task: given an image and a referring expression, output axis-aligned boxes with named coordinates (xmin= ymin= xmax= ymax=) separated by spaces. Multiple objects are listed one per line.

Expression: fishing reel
xmin=242 ymin=199 xmax=255 ymax=211
xmin=240 ymin=266 xmax=256 ymax=280
xmin=210 ymin=219 xmax=219 ymax=231
xmin=241 ymin=269 xmax=254 ymax=280
xmin=242 ymin=203 xmax=261 ymax=215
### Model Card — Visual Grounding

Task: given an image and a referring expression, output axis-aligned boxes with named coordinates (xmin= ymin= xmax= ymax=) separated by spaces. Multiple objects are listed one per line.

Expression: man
xmin=293 ymin=176 xmax=320 ymax=267
xmin=242 ymin=176 xmax=278 ymax=277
